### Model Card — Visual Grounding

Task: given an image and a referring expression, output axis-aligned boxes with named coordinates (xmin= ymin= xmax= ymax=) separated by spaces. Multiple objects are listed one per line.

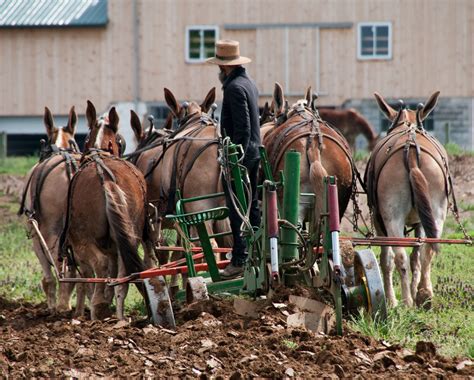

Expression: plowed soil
xmin=1 ymin=296 xmax=473 ymax=378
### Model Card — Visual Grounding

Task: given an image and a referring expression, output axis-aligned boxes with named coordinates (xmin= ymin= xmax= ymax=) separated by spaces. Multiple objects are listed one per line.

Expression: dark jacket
xmin=221 ymin=66 xmax=261 ymax=162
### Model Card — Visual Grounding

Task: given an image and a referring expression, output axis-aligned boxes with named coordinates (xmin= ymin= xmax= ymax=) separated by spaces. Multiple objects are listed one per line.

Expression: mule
xmin=19 ymin=106 xmax=80 ymax=312
xmin=318 ymin=108 xmax=379 ymax=151
xmin=129 ymin=88 xmax=231 ymax=289
xmin=62 ymin=101 xmax=147 ymax=319
xmin=365 ymin=91 xmax=449 ymax=308
xmin=263 ymin=83 xmax=354 ymax=231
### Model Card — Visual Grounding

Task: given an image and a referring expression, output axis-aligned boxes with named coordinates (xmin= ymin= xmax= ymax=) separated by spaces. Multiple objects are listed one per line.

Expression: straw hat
xmin=206 ymin=39 xmax=251 ymax=66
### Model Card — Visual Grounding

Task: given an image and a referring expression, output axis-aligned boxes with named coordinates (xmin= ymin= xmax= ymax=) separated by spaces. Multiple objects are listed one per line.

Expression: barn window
xmin=185 ymin=26 xmax=219 ymax=63
xmin=357 ymin=22 xmax=392 ymax=60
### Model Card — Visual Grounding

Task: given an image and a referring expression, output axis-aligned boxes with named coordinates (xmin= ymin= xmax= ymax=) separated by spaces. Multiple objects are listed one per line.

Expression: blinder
xmin=116 ymin=133 xmax=126 ymax=156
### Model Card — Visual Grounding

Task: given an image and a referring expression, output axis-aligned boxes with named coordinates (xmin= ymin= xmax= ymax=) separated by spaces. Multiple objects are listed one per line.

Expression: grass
xmin=349 ymin=210 xmax=474 ymax=358
xmin=444 ymin=142 xmax=474 ymax=157
xmin=0 ymin=156 xmax=38 ymax=176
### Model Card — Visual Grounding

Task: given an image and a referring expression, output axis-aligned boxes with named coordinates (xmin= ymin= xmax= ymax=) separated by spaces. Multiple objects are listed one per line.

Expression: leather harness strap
xmin=365 ymin=123 xmax=452 ymax=236
xmin=18 ymin=148 xmax=79 ymax=218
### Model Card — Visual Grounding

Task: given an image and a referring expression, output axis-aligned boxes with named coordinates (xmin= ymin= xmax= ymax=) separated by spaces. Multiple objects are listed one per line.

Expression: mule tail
xmin=308 ymin=143 xmax=328 ymax=226
xmin=407 ymin=150 xmax=439 ymax=246
xmin=104 ymin=181 xmax=144 ymax=275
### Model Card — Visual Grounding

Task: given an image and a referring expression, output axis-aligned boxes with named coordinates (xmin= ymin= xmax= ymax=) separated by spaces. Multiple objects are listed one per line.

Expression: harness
xmin=365 ymin=121 xmax=453 ymax=236
xmin=18 ymin=142 xmax=80 ymax=218
xmin=264 ymin=106 xmax=353 ymax=180
xmin=59 ymin=149 xmax=147 ymax=267
xmin=128 ymin=112 xmax=220 ymax=217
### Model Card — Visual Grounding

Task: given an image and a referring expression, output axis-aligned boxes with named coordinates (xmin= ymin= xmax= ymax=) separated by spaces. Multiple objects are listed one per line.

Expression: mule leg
xmin=32 ymin=237 xmax=57 ymax=311
xmin=394 ymin=246 xmax=413 ymax=306
xmin=74 ymin=262 xmax=94 ymax=318
xmin=380 ymin=246 xmax=398 ymax=307
xmin=410 ymin=225 xmax=423 ymax=301
xmin=417 ymin=218 xmax=444 ymax=309
xmin=89 ymin=247 xmax=113 ymax=320
xmin=56 ymin=264 xmax=75 ymax=312
xmin=115 ymin=256 xmax=129 ymax=320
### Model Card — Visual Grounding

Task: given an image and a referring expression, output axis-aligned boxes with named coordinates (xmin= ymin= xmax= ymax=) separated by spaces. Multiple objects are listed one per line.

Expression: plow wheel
xmin=350 ymin=249 xmax=387 ymax=320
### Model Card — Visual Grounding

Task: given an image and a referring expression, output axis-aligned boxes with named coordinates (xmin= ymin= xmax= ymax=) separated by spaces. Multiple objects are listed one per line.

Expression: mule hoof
xmin=92 ymin=303 xmax=113 ymax=320
xmin=416 ymin=289 xmax=433 ymax=310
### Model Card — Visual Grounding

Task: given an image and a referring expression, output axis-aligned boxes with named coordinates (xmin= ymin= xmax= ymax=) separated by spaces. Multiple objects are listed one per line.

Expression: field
xmin=0 ymin=154 xmax=473 ymax=377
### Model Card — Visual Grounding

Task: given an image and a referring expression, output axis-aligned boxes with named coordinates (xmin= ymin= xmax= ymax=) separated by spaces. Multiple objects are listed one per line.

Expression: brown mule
xmin=263 ymin=83 xmax=354 ymax=229
xmin=318 ymin=108 xmax=379 ymax=151
xmin=62 ymin=101 xmax=147 ymax=320
xmin=19 ymin=106 xmax=80 ymax=312
xmin=365 ymin=91 xmax=450 ymax=308
xmin=130 ymin=88 xmax=231 ymax=289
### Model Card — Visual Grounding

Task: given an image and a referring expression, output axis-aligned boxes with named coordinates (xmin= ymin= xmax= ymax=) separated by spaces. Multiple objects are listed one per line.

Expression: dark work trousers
xmin=224 ymin=157 xmax=261 ymax=266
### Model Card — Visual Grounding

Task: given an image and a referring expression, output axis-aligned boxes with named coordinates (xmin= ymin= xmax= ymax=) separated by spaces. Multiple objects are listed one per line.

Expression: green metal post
xmin=227 ymin=144 xmax=248 ymax=215
xmin=259 ymin=146 xmax=274 ymax=182
xmin=280 ymin=150 xmax=301 ymax=262
xmin=195 ymin=223 xmax=221 ymax=282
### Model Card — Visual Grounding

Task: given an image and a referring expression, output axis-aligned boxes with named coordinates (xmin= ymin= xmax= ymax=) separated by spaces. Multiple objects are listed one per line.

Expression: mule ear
xmin=43 ymin=107 xmax=56 ymax=137
xmin=273 ymin=82 xmax=285 ymax=116
xmin=86 ymin=100 xmax=97 ymax=129
xmin=130 ymin=110 xmax=142 ymax=141
xmin=108 ymin=107 xmax=119 ymax=132
xmin=65 ymin=106 xmax=77 ymax=135
xmin=163 ymin=112 xmax=173 ymax=130
xmin=200 ymin=87 xmax=216 ymax=113
xmin=305 ymin=86 xmax=312 ymax=105
xmin=261 ymin=101 xmax=269 ymax=116
xmin=421 ymin=91 xmax=440 ymax=121
xmin=374 ymin=92 xmax=397 ymax=120
xmin=164 ymin=88 xmax=180 ymax=117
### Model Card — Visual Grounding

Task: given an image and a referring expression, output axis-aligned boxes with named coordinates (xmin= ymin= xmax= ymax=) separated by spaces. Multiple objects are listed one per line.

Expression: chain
xmin=367 ymin=206 xmax=376 ymax=238
xmin=449 ymin=202 xmax=472 ymax=242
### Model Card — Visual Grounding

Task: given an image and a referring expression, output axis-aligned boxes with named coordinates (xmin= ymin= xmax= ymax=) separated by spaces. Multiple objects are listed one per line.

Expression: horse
xmin=318 ymin=108 xmax=379 ymax=151
xmin=365 ymin=91 xmax=450 ymax=308
xmin=19 ymin=106 xmax=80 ymax=312
xmin=61 ymin=101 xmax=147 ymax=319
xmin=129 ymin=88 xmax=231 ymax=289
xmin=263 ymin=82 xmax=355 ymax=230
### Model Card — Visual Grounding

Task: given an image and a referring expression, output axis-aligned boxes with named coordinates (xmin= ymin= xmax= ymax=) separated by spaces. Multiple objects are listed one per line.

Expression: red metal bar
xmin=161 ymin=253 xmax=205 ymax=268
xmin=328 ymin=183 xmax=340 ymax=232
xmin=154 ymin=246 xmax=232 ymax=253
xmin=59 ymin=260 xmax=230 ymax=285
xmin=341 ymin=236 xmax=472 ymax=247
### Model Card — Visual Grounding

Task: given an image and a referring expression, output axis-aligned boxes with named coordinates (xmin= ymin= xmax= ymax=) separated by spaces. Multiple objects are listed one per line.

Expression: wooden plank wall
xmin=0 ymin=0 xmax=472 ymax=116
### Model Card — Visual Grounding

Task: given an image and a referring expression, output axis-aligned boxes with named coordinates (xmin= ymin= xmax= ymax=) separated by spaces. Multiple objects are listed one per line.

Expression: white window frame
xmin=185 ymin=25 xmax=219 ymax=63
xmin=357 ymin=22 xmax=392 ymax=60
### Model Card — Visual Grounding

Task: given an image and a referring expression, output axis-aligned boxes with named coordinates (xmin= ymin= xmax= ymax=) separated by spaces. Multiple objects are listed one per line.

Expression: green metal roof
xmin=0 ymin=0 xmax=108 ymax=28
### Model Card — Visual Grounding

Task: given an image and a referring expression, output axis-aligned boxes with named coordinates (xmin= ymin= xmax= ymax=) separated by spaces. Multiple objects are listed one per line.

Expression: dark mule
xmin=19 ymin=106 xmax=80 ymax=312
xmin=129 ymin=88 xmax=231 ymax=289
xmin=365 ymin=92 xmax=449 ymax=307
xmin=263 ymin=83 xmax=354 ymax=229
xmin=62 ymin=101 xmax=147 ymax=319
xmin=318 ymin=108 xmax=379 ymax=151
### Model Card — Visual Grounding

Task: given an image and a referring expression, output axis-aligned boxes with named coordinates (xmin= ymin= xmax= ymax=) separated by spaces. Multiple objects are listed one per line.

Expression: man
xmin=207 ymin=40 xmax=261 ymax=279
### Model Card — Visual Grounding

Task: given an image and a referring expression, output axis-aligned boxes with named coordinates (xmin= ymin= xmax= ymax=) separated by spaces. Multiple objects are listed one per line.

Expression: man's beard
xmin=218 ymin=69 xmax=228 ymax=84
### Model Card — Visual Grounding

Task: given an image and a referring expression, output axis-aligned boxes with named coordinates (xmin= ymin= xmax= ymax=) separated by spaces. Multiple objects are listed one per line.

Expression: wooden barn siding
xmin=0 ymin=1 xmax=135 ymax=116
xmin=0 ymin=0 xmax=472 ymax=116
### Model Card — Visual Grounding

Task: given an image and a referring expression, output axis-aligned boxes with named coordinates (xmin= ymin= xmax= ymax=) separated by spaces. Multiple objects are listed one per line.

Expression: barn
xmin=0 ymin=0 xmax=472 ymax=155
